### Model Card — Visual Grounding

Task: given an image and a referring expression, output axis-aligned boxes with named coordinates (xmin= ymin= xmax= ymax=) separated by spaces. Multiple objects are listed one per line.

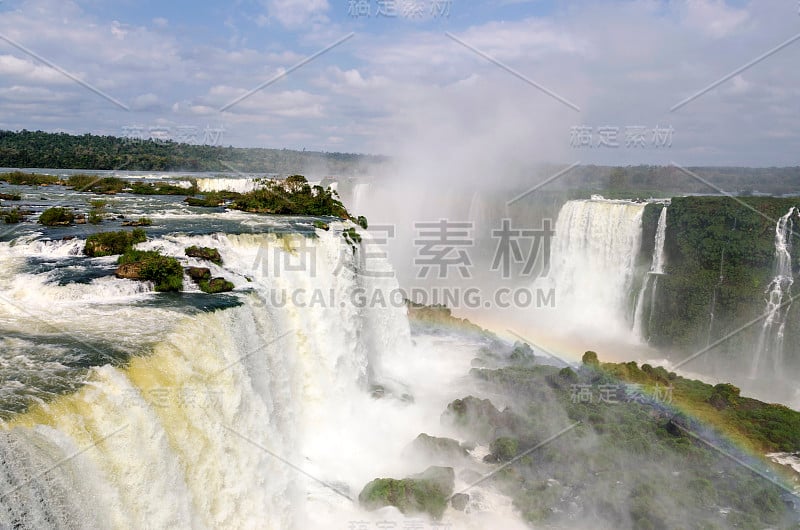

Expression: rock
xmin=451 ymin=493 xmax=469 ymax=511
xmin=359 ymin=466 xmax=454 ymax=520
xmin=407 ymin=433 xmax=469 ymax=460
xmin=75 ymin=214 xmax=86 ymax=224
xmin=441 ymin=396 xmax=513 ymax=442
xmin=185 ymin=245 xmax=223 ymax=265
xmin=116 ymin=262 xmax=144 ymax=280
xmin=198 ymin=277 xmax=234 ymax=294
xmin=186 ymin=267 xmax=211 ymax=282
xmin=484 ymin=437 xmax=519 ymax=462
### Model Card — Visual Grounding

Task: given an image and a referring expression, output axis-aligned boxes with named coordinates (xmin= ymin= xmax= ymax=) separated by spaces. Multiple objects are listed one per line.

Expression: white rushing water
xmin=751 ymin=207 xmax=797 ymax=377
xmin=0 ymin=225 xmax=527 ymax=529
xmin=632 ymin=205 xmax=668 ymax=341
xmin=547 ymin=197 xmax=646 ymax=340
xmin=196 ymin=177 xmax=262 ymax=194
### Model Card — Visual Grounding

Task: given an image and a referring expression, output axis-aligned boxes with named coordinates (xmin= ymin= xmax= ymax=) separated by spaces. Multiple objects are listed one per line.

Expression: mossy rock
xmin=441 ymin=396 xmax=513 ymax=442
xmin=121 ymin=217 xmax=153 ymax=227
xmin=117 ymin=249 xmax=183 ymax=292
xmin=451 ymin=493 xmax=469 ymax=511
xmin=84 ymin=229 xmax=147 ymax=257
xmin=509 ymin=341 xmax=536 ymax=366
xmin=186 ymin=267 xmax=211 ymax=282
xmin=407 ymin=433 xmax=469 ymax=460
xmin=313 ymin=220 xmax=330 ymax=231
xmin=3 ymin=208 xmax=24 ymax=224
xmin=185 ymin=246 xmax=223 ymax=265
xmin=358 ymin=466 xmax=454 ymax=520
xmin=198 ymin=277 xmax=234 ymax=294
xmin=485 ymin=437 xmax=519 ymax=462
xmin=39 ymin=207 xmax=74 ymax=226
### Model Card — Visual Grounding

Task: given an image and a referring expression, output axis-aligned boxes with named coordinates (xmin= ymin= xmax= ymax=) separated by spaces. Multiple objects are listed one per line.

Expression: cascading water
xmin=350 ymin=182 xmax=370 ymax=214
xmin=548 ymin=197 xmax=645 ymax=339
xmin=751 ymin=207 xmax=797 ymax=377
xmin=196 ymin=177 xmax=262 ymax=194
xmin=632 ymin=205 xmax=668 ymax=341
xmin=0 ymin=223 xmax=526 ymax=529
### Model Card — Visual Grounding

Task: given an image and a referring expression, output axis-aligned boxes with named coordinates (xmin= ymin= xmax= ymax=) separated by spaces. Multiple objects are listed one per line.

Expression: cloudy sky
xmin=0 ymin=0 xmax=797 ymax=166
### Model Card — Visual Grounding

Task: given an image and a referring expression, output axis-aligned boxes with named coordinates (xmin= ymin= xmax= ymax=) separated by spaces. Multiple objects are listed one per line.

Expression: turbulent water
xmin=547 ymin=198 xmax=646 ymax=339
xmin=0 ymin=175 xmax=530 ymax=529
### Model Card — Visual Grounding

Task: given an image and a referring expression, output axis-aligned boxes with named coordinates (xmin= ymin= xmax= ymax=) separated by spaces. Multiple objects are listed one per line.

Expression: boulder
xmin=358 ymin=466 xmax=454 ymax=520
xmin=186 ymin=267 xmax=211 ymax=282
xmin=116 ymin=262 xmax=144 ymax=280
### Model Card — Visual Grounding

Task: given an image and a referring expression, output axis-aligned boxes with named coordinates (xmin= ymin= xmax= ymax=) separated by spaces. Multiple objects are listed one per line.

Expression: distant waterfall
xmin=633 ymin=206 xmax=668 ymax=341
xmin=550 ymin=197 xmax=646 ymax=337
xmin=751 ymin=207 xmax=797 ymax=377
xmin=351 ymin=182 xmax=370 ymax=214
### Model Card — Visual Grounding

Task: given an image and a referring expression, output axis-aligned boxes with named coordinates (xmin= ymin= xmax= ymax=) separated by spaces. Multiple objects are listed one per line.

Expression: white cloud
xmin=266 ymin=0 xmax=329 ymax=29
xmin=681 ymin=0 xmax=750 ymax=38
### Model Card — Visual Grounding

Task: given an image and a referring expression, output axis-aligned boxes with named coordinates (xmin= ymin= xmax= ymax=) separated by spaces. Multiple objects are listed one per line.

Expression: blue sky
xmin=0 ymin=0 xmax=798 ymax=167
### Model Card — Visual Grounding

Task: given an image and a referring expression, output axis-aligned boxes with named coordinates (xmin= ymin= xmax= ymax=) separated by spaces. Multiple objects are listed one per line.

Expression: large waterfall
xmin=632 ymin=205 xmax=668 ymax=341
xmin=548 ymin=198 xmax=646 ymax=339
xmin=751 ymin=207 xmax=797 ymax=377
xmin=0 ymin=228 xmax=443 ymax=529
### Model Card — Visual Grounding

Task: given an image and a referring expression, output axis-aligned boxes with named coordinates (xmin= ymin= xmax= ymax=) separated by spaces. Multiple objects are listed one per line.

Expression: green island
xmin=358 ymin=304 xmax=800 ymax=529
xmin=3 ymin=171 xmax=363 ymax=224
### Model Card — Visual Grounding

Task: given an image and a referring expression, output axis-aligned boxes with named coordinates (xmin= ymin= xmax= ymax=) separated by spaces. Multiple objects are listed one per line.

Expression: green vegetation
xmin=3 ymin=208 xmax=23 ymax=224
xmin=67 ymin=174 xmax=196 ymax=196
xmin=84 ymin=229 xmax=147 ymax=257
xmin=359 ymin=466 xmax=454 ymax=520
xmin=597 ymin=357 xmax=800 ymax=454
xmin=645 ymin=197 xmax=800 ymax=350
xmin=38 ymin=207 xmax=74 ymax=226
xmin=357 ymin=215 xmax=368 ymax=229
xmin=461 ymin=354 xmax=797 ymax=528
xmin=0 ymin=130 xmax=385 ymax=173
xmin=67 ymin=175 xmax=126 ymax=194
xmin=116 ymin=249 xmax=183 ymax=292
xmin=185 ymin=246 xmax=222 ymax=265
xmin=198 ymin=277 xmax=234 ymax=294
xmin=0 ymin=193 xmax=21 ymax=201
xmin=313 ymin=220 xmax=329 ymax=231
xmin=185 ymin=191 xmax=241 ymax=207
xmin=487 ymin=437 xmax=519 ymax=462
xmin=343 ymin=227 xmax=361 ymax=250
xmin=128 ymin=181 xmax=196 ymax=196
xmin=121 ymin=217 xmax=153 ymax=227
xmin=230 ymin=175 xmax=351 ymax=218
xmin=88 ymin=199 xmax=107 ymax=224
xmin=0 ymin=171 xmax=59 ymax=186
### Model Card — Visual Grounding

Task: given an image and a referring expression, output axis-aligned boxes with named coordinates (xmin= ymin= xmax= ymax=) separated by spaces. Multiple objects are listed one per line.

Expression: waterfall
xmin=751 ymin=207 xmax=797 ymax=377
xmin=350 ymin=182 xmax=370 ymax=214
xmin=632 ymin=206 xmax=668 ymax=341
xmin=196 ymin=177 xmax=262 ymax=194
xmin=0 ymin=227 xmax=417 ymax=529
xmin=549 ymin=197 xmax=646 ymax=337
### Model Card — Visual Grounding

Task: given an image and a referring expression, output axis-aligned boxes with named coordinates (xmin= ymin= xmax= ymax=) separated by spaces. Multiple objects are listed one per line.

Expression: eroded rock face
xmin=406 ymin=433 xmax=469 ymax=461
xmin=199 ymin=277 xmax=234 ymax=294
xmin=441 ymin=396 xmax=516 ymax=443
xmin=451 ymin=493 xmax=469 ymax=511
xmin=115 ymin=262 xmax=144 ymax=280
xmin=186 ymin=267 xmax=211 ymax=282
xmin=185 ymin=246 xmax=222 ymax=265
xmin=358 ymin=466 xmax=455 ymax=520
